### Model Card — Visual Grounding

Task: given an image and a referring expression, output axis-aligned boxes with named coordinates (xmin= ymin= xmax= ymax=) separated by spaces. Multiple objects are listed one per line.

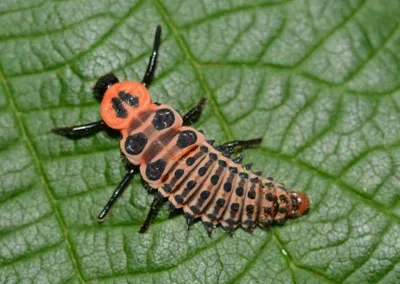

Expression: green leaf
xmin=1 ymin=0 xmax=400 ymax=283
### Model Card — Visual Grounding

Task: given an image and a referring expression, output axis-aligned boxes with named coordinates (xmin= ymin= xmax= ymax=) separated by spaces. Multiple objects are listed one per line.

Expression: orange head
xmin=100 ymin=81 xmax=152 ymax=130
xmin=288 ymin=191 xmax=310 ymax=217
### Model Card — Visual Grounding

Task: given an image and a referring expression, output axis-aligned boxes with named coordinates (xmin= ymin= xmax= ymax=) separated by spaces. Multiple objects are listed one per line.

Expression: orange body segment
xmin=101 ymin=81 xmax=152 ymax=130
xmin=101 ymin=80 xmax=310 ymax=230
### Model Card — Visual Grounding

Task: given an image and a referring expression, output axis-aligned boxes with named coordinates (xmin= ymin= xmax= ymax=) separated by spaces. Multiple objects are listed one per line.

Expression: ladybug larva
xmin=52 ymin=25 xmax=310 ymax=235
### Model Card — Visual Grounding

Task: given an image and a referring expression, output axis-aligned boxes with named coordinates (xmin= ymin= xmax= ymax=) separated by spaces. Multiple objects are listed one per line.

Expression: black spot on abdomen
xmin=112 ymin=98 xmax=127 ymax=118
xmin=177 ymin=130 xmax=197 ymax=148
xmin=118 ymin=91 xmax=138 ymax=107
xmin=146 ymin=159 xmax=167 ymax=181
xmin=152 ymin=108 xmax=175 ymax=130
xmin=125 ymin=133 xmax=148 ymax=155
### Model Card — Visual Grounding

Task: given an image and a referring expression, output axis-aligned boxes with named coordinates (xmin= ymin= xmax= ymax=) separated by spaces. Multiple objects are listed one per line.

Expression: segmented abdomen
xmin=121 ymin=104 xmax=309 ymax=231
xmin=157 ymin=143 xmax=302 ymax=230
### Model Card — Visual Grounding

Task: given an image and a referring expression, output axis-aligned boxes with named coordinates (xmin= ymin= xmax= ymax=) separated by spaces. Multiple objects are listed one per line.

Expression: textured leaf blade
xmin=1 ymin=0 xmax=400 ymax=283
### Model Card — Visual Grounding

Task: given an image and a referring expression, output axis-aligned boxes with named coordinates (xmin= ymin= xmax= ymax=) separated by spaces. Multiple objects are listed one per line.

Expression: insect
xmin=52 ymin=25 xmax=310 ymax=235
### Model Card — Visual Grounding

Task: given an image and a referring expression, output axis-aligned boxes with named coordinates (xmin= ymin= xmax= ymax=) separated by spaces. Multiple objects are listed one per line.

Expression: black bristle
xmin=233 ymin=155 xmax=244 ymax=164
xmin=185 ymin=214 xmax=195 ymax=229
xmin=244 ymin=163 xmax=253 ymax=170
xmin=222 ymin=150 xmax=232 ymax=158
xmin=244 ymin=221 xmax=255 ymax=234
xmin=204 ymin=222 xmax=214 ymax=237
xmin=224 ymin=226 xmax=234 ymax=237
xmin=207 ymin=140 xmax=215 ymax=145
xmin=168 ymin=202 xmax=177 ymax=212
xmin=263 ymin=219 xmax=273 ymax=227
xmin=214 ymin=145 xmax=223 ymax=151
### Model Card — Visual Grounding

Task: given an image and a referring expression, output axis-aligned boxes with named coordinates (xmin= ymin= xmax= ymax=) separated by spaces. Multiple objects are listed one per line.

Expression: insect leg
xmin=215 ymin=138 xmax=262 ymax=155
xmin=52 ymin=120 xmax=107 ymax=139
xmin=97 ymin=168 xmax=136 ymax=222
xmin=222 ymin=138 xmax=262 ymax=150
xmin=139 ymin=192 xmax=168 ymax=233
xmin=182 ymin=97 xmax=207 ymax=126
xmin=142 ymin=25 xmax=162 ymax=87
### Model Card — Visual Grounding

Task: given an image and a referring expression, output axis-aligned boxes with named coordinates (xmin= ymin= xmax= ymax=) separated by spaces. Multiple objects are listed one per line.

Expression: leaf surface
xmin=1 ymin=0 xmax=400 ymax=283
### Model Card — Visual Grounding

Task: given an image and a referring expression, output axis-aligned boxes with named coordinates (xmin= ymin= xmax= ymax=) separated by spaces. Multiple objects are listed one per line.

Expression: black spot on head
xmin=145 ymin=159 xmax=166 ymax=181
xmin=210 ymin=175 xmax=219 ymax=185
xmin=175 ymin=195 xmax=184 ymax=203
xmin=218 ymin=160 xmax=227 ymax=167
xmin=200 ymin=191 xmax=210 ymax=200
xmin=118 ymin=91 xmax=139 ymax=106
xmin=177 ymin=130 xmax=197 ymax=148
xmin=112 ymin=97 xmax=127 ymax=118
xmin=186 ymin=157 xmax=196 ymax=166
xmin=247 ymin=190 xmax=256 ymax=199
xmin=209 ymin=153 xmax=218 ymax=161
xmin=190 ymin=206 xmax=200 ymax=214
xmin=186 ymin=180 xmax=196 ymax=190
xmin=231 ymin=203 xmax=239 ymax=212
xmin=174 ymin=169 xmax=184 ymax=179
xmin=246 ymin=204 xmax=254 ymax=213
xmin=125 ymin=133 xmax=147 ymax=155
xmin=216 ymin=198 xmax=225 ymax=207
xmin=235 ymin=187 xmax=244 ymax=196
xmin=152 ymin=108 xmax=175 ymax=130
xmin=223 ymin=182 xmax=232 ymax=192
xmin=198 ymin=167 xmax=207 ymax=176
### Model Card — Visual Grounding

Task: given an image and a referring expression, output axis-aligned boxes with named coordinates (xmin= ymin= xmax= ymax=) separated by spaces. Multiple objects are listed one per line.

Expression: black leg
xmin=215 ymin=138 xmax=262 ymax=155
xmin=139 ymin=192 xmax=167 ymax=233
xmin=222 ymin=138 xmax=262 ymax=149
xmin=182 ymin=98 xmax=207 ymax=126
xmin=52 ymin=120 xmax=107 ymax=139
xmin=142 ymin=25 xmax=162 ymax=87
xmin=97 ymin=168 xmax=136 ymax=222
